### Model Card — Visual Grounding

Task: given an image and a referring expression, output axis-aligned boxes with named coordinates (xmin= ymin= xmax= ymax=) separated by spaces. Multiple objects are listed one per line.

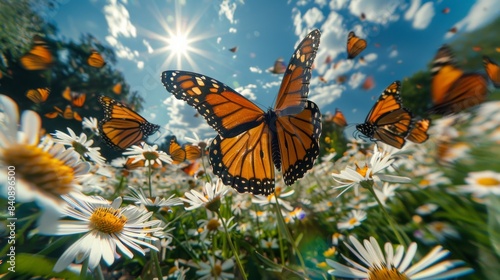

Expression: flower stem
xmin=362 ymin=180 xmax=408 ymax=246
xmin=148 ymin=164 xmax=153 ymax=197
xmin=80 ymin=257 xmax=89 ymax=279
xmin=216 ymin=209 xmax=247 ymax=280
xmin=151 ymin=248 xmax=163 ymax=279
xmin=95 ymin=263 xmax=105 ymax=280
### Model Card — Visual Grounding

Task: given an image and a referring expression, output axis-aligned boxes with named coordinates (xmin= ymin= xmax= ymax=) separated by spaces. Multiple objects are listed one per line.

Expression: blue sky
xmin=48 ymin=0 xmax=500 ymax=141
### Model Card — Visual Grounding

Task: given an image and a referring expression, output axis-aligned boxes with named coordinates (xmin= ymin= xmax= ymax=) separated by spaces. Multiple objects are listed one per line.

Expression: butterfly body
xmin=356 ymin=81 xmax=412 ymax=149
xmin=162 ymin=29 xmax=321 ymax=195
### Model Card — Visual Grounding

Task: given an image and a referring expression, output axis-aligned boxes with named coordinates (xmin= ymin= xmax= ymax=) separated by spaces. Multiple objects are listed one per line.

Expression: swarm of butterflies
xmin=16 ymin=30 xmax=500 ymax=197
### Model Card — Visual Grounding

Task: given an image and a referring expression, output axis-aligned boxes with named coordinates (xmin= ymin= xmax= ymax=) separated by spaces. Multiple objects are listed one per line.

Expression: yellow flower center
xmin=419 ymin=179 xmax=430 ymax=186
xmin=316 ymin=261 xmax=328 ymax=268
xmin=323 ymin=247 xmax=336 ymax=257
xmin=89 ymin=207 xmax=127 ymax=233
xmin=348 ymin=217 xmax=358 ymax=225
xmin=477 ymin=177 xmax=500 ymax=187
xmin=72 ymin=141 xmax=89 ymax=155
xmin=212 ymin=263 xmax=222 ymax=276
xmin=1 ymin=144 xmax=75 ymax=198
xmin=369 ymin=266 xmax=408 ymax=280
xmin=143 ymin=151 xmax=159 ymax=161
xmin=356 ymin=163 xmax=371 ymax=178
xmin=206 ymin=218 xmax=220 ymax=231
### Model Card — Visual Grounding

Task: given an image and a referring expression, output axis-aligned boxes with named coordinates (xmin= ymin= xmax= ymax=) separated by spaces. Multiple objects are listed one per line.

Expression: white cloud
xmin=142 ymin=39 xmax=153 ymax=53
xmin=229 ymin=27 xmax=237 ymax=33
xmin=263 ymin=80 xmax=282 ymax=89
xmin=219 ymin=0 xmax=238 ymax=24
xmin=309 ymin=84 xmax=343 ymax=106
xmin=137 ymin=61 xmax=144 ymax=69
xmin=235 ymin=84 xmax=257 ymax=100
xmin=103 ymin=0 xmax=136 ymax=38
xmin=412 ymin=2 xmax=434 ymax=29
xmin=348 ymin=0 xmax=402 ymax=24
xmin=314 ymin=0 xmax=327 ymax=8
xmin=377 ymin=64 xmax=387 ymax=72
xmin=249 ymin=66 xmax=262 ymax=74
xmin=348 ymin=72 xmax=366 ymax=89
xmin=216 ymin=37 xmax=222 ymax=44
xmin=105 ymin=35 xmax=136 ymax=60
xmin=404 ymin=0 xmax=420 ymax=20
xmin=388 ymin=49 xmax=398 ymax=58
xmin=451 ymin=0 xmax=500 ymax=32
xmin=329 ymin=0 xmax=349 ymax=10
xmin=303 ymin=7 xmax=324 ymax=28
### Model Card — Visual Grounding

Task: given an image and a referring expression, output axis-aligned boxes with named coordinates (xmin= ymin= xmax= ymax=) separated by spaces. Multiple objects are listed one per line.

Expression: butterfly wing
xmin=98 ymin=96 xmax=160 ymax=150
xmin=26 ymin=88 xmax=50 ymax=103
xmin=274 ymin=29 xmax=320 ymax=116
xmin=332 ymin=108 xmax=347 ymax=127
xmin=484 ymin=56 xmax=500 ymax=88
xmin=88 ymin=50 xmax=106 ymax=68
xmin=210 ymin=122 xmax=275 ymax=195
xmin=356 ymin=81 xmax=412 ymax=149
xmin=276 ymin=101 xmax=321 ymax=185
xmin=347 ymin=31 xmax=367 ymax=59
xmin=162 ymin=71 xmax=265 ymax=138
xmin=185 ymin=144 xmax=202 ymax=161
xmin=430 ymin=45 xmax=488 ymax=115
xmin=407 ymin=119 xmax=430 ymax=144
xmin=169 ymin=137 xmax=187 ymax=164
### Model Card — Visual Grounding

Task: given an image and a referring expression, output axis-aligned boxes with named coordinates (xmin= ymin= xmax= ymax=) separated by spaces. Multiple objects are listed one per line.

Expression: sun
xmin=168 ymin=33 xmax=189 ymax=57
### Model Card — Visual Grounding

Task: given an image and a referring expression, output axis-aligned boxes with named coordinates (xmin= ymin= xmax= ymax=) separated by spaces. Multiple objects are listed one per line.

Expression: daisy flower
xmin=415 ymin=203 xmax=439 ymax=216
xmin=0 ymin=95 xmax=90 ymax=211
xmin=261 ymin=237 xmax=279 ymax=249
xmin=337 ymin=209 xmax=367 ymax=230
xmin=81 ymin=116 xmax=100 ymax=135
xmin=180 ymin=178 xmax=230 ymax=211
xmin=332 ymin=145 xmax=410 ymax=197
xmin=326 ymin=235 xmax=473 ymax=279
xmin=123 ymin=142 xmax=172 ymax=167
xmin=197 ymin=258 xmax=235 ymax=280
xmin=125 ymin=186 xmax=183 ymax=212
xmin=184 ymin=131 xmax=212 ymax=151
xmin=52 ymin=127 xmax=106 ymax=165
xmin=252 ymin=186 xmax=295 ymax=211
xmin=38 ymin=194 xmax=163 ymax=272
xmin=458 ymin=170 xmax=500 ymax=198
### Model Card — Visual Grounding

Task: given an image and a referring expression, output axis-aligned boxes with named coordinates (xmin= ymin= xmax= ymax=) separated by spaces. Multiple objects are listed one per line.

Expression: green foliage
xmin=401 ymin=71 xmax=432 ymax=118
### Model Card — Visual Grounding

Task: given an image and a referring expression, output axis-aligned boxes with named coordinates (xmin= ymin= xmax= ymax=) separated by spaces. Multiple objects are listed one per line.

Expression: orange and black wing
xmin=20 ymin=35 xmax=53 ymax=70
xmin=88 ymin=50 xmax=106 ymax=68
xmin=356 ymin=81 xmax=412 ymax=149
xmin=269 ymin=58 xmax=286 ymax=74
xmin=429 ymin=45 xmax=488 ymax=115
xmin=347 ymin=31 xmax=367 ymax=59
xmin=26 ymin=88 xmax=50 ymax=103
xmin=407 ymin=119 xmax=430 ymax=144
xmin=274 ymin=29 xmax=320 ymax=116
xmin=169 ymin=137 xmax=187 ymax=164
xmin=98 ymin=96 xmax=160 ymax=150
xmin=332 ymin=108 xmax=347 ymax=127
xmin=162 ymin=71 xmax=265 ymax=138
xmin=275 ymin=101 xmax=321 ymax=185
xmin=484 ymin=56 xmax=500 ymax=88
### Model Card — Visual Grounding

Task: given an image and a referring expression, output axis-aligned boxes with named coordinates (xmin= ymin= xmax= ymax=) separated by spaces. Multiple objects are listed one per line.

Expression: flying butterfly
xmin=20 ymin=35 xmax=53 ymax=71
xmin=326 ymin=108 xmax=347 ymax=127
xmin=162 ymin=29 xmax=322 ymax=195
xmin=407 ymin=119 xmax=430 ymax=144
xmin=483 ymin=56 xmax=500 ymax=88
xmin=98 ymin=96 xmax=160 ymax=150
xmin=356 ymin=81 xmax=413 ymax=149
xmin=26 ymin=88 xmax=50 ymax=103
xmin=429 ymin=45 xmax=488 ymax=115
xmin=168 ymin=137 xmax=202 ymax=164
xmin=62 ymin=87 xmax=86 ymax=107
xmin=268 ymin=58 xmax=287 ymax=74
xmin=347 ymin=31 xmax=367 ymax=59
xmin=112 ymin=83 xmax=123 ymax=94
xmin=87 ymin=50 xmax=106 ymax=68
xmin=45 ymin=105 xmax=82 ymax=121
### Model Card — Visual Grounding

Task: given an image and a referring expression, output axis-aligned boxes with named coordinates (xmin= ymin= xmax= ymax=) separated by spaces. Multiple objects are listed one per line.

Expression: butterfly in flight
xmin=346 ymin=31 xmax=367 ymax=59
xmin=356 ymin=81 xmax=413 ymax=149
xmin=20 ymin=35 xmax=53 ymax=71
xmin=98 ymin=96 xmax=160 ymax=150
xmin=162 ymin=29 xmax=322 ymax=196
xmin=483 ymin=56 xmax=500 ymax=88
xmin=87 ymin=50 xmax=106 ymax=68
xmin=407 ymin=118 xmax=430 ymax=144
xmin=268 ymin=58 xmax=287 ymax=74
xmin=168 ymin=136 xmax=202 ymax=164
xmin=26 ymin=88 xmax=50 ymax=103
xmin=429 ymin=45 xmax=488 ymax=115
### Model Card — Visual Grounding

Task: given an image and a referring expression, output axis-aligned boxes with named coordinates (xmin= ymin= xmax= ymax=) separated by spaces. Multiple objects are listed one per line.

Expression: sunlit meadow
xmin=2 ymin=1 xmax=500 ymax=280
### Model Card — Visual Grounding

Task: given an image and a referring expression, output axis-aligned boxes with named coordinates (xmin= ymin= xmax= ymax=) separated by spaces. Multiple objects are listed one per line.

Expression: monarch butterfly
xmin=362 ymin=75 xmax=375 ymax=90
xmin=162 ymin=29 xmax=322 ymax=195
xmin=26 ymin=88 xmax=50 ymax=103
xmin=229 ymin=46 xmax=238 ymax=53
xmin=112 ymin=83 xmax=122 ymax=94
xmin=87 ymin=50 xmax=106 ymax=68
xmin=98 ymin=96 xmax=160 ymax=150
xmin=429 ymin=45 xmax=488 ymax=115
xmin=356 ymin=81 xmax=413 ymax=149
xmin=483 ymin=56 xmax=500 ymax=88
xmin=407 ymin=119 xmax=430 ymax=144
xmin=20 ymin=35 xmax=53 ymax=70
xmin=268 ymin=58 xmax=287 ymax=74
xmin=168 ymin=137 xmax=202 ymax=164
xmin=327 ymin=108 xmax=347 ymax=127
xmin=62 ymin=88 xmax=86 ymax=107
xmin=45 ymin=105 xmax=82 ymax=121
xmin=347 ymin=31 xmax=367 ymax=59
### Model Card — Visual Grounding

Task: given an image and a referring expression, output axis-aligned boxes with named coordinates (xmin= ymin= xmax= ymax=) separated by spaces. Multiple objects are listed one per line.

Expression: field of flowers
xmin=2 ymin=91 xmax=500 ymax=279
